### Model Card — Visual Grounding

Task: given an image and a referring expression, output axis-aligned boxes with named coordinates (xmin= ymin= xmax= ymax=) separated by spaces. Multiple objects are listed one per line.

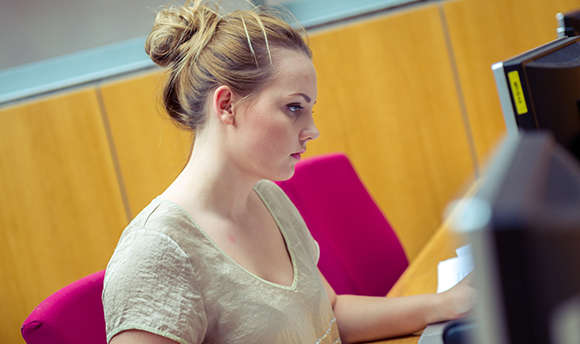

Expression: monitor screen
xmin=453 ymin=132 xmax=580 ymax=344
xmin=492 ymin=36 xmax=580 ymax=162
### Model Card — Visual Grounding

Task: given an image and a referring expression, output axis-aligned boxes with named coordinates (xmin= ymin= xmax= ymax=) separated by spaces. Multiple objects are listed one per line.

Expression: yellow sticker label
xmin=507 ymin=71 xmax=528 ymax=115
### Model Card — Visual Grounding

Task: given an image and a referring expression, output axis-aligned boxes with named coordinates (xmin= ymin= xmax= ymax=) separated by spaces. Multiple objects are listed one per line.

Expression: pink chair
xmin=21 ymin=270 xmax=106 ymax=344
xmin=276 ymin=153 xmax=408 ymax=296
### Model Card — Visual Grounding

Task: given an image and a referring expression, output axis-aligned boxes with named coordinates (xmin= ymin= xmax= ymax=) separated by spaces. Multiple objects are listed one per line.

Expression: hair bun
xmin=145 ymin=2 xmax=218 ymax=67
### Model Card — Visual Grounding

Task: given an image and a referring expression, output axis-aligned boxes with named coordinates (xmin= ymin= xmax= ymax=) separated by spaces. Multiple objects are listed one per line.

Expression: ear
xmin=212 ymin=85 xmax=235 ymax=125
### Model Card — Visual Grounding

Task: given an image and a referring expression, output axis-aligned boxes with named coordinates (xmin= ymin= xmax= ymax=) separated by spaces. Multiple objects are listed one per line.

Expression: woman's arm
xmin=320 ymin=272 xmax=474 ymax=343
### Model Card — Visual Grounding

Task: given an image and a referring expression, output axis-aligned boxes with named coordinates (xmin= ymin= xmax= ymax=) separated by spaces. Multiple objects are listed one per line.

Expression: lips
xmin=290 ymin=149 xmax=306 ymax=160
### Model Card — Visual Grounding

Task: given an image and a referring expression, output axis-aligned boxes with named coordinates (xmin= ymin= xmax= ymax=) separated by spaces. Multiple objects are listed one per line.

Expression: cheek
xmin=234 ymin=116 xmax=297 ymax=180
xmin=247 ymin=116 xmax=292 ymax=153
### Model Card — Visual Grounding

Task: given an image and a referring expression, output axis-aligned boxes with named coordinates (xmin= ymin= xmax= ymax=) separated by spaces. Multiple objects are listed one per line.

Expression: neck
xmin=162 ymin=134 xmax=259 ymax=221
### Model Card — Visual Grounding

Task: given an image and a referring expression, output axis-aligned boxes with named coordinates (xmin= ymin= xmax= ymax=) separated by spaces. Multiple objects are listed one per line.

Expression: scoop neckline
xmin=154 ymin=184 xmax=299 ymax=291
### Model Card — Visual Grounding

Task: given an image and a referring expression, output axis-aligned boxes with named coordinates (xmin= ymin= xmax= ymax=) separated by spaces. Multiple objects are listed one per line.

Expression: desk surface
xmin=367 ymin=210 xmax=467 ymax=344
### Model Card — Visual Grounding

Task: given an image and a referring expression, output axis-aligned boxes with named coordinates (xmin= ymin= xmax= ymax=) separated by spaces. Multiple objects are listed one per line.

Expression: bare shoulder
xmin=110 ymin=330 xmax=180 ymax=344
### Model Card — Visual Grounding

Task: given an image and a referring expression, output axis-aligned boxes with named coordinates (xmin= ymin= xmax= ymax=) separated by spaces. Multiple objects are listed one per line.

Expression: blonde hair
xmin=145 ymin=0 xmax=312 ymax=130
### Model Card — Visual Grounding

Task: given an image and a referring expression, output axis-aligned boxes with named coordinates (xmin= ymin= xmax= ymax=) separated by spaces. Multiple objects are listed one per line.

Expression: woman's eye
xmin=286 ymin=103 xmax=303 ymax=114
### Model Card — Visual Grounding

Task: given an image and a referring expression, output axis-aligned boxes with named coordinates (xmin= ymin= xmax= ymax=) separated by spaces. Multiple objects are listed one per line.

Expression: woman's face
xmin=229 ymin=49 xmax=319 ymax=181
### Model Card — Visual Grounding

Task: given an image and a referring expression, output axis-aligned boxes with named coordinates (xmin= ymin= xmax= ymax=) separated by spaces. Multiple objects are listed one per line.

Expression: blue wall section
xmin=0 ymin=0 xmax=420 ymax=106
xmin=0 ymin=37 xmax=155 ymax=105
xmin=283 ymin=0 xmax=416 ymax=27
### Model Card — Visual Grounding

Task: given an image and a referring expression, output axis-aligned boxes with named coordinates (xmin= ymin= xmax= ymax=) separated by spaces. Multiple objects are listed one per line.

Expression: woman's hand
xmin=439 ymin=274 xmax=476 ymax=320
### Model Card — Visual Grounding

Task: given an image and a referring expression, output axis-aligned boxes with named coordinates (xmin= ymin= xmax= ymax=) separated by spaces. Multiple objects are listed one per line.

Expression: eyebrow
xmin=290 ymin=92 xmax=313 ymax=103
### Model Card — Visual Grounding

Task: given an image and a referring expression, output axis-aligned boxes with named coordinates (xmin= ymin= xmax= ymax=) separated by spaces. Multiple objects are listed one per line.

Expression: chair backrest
xmin=276 ymin=153 xmax=408 ymax=296
xmin=21 ymin=270 xmax=106 ymax=344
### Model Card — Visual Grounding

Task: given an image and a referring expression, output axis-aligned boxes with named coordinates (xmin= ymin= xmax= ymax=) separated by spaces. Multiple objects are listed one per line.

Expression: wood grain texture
xmin=365 ymin=180 xmax=479 ymax=344
xmin=0 ymin=89 xmax=127 ymax=344
xmin=308 ymin=3 xmax=476 ymax=261
xmin=98 ymin=71 xmax=193 ymax=216
xmin=370 ymin=222 xmax=464 ymax=344
xmin=443 ymin=0 xmax=580 ymax=165
xmin=364 ymin=183 xmax=478 ymax=344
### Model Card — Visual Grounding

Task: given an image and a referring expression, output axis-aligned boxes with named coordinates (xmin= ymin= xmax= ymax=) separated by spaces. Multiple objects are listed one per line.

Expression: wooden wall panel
xmin=308 ymin=4 xmax=476 ymax=260
xmin=98 ymin=72 xmax=193 ymax=216
xmin=0 ymin=89 xmax=127 ymax=344
xmin=300 ymin=37 xmax=351 ymax=157
xmin=443 ymin=0 xmax=580 ymax=165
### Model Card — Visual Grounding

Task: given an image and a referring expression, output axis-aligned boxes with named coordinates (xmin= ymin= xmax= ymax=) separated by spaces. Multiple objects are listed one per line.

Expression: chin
xmin=270 ymin=166 xmax=295 ymax=182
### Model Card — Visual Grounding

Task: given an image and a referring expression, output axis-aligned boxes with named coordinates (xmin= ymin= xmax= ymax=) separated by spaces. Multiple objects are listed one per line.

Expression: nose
xmin=300 ymin=117 xmax=320 ymax=142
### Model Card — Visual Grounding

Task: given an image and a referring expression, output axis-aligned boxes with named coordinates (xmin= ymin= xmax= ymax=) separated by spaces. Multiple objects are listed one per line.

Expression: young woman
xmin=102 ymin=1 xmax=473 ymax=343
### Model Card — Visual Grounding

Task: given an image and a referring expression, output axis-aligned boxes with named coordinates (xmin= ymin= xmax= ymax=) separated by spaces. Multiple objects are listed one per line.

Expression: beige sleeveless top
xmin=102 ymin=180 xmax=341 ymax=344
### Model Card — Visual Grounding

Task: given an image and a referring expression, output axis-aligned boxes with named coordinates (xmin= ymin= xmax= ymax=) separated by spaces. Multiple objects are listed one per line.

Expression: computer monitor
xmin=492 ymin=35 xmax=580 ymax=162
xmin=557 ymin=9 xmax=580 ymax=38
xmin=452 ymin=132 xmax=580 ymax=344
